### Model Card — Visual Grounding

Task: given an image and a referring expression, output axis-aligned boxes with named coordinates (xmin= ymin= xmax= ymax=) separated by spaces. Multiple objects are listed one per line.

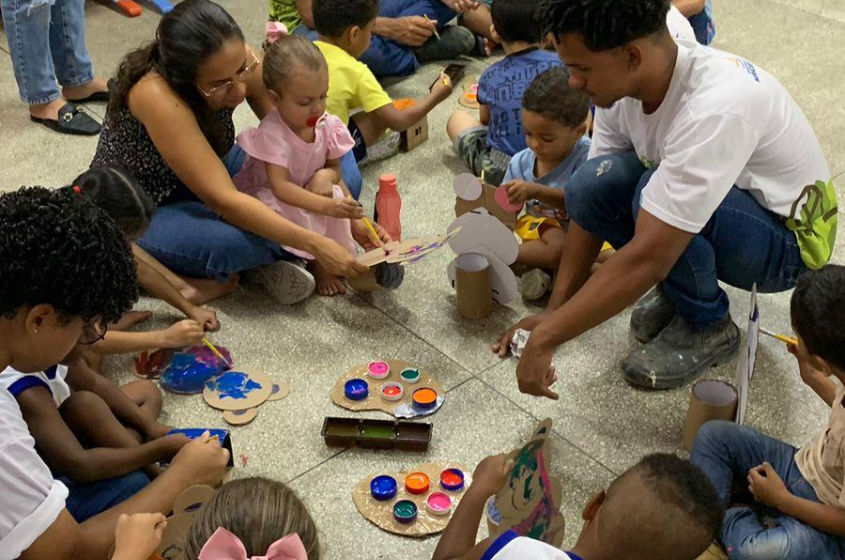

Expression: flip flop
xmin=30 ymin=103 xmax=101 ymax=136
xmin=66 ymin=90 xmax=110 ymax=103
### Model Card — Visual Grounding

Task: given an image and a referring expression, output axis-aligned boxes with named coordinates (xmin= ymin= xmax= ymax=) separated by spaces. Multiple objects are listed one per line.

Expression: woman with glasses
xmin=91 ymin=0 xmax=368 ymax=306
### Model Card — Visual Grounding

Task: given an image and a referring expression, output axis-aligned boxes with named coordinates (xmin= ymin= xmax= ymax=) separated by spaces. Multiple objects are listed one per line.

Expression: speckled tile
xmin=289 ymin=379 xmax=615 ymax=560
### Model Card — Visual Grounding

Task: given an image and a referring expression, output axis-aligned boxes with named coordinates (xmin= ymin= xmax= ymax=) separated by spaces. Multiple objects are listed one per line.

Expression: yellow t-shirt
xmin=315 ymin=41 xmax=392 ymax=125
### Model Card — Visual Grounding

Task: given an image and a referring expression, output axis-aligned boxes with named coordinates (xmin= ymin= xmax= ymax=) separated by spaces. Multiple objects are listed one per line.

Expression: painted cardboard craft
xmin=393 ymin=99 xmax=429 ymax=152
xmin=447 ymin=209 xmax=519 ymax=266
xmin=682 ymin=380 xmax=738 ymax=451
xmin=492 ymin=419 xmax=565 ymax=547
xmin=458 ymin=79 xmax=480 ymax=110
xmin=331 ymin=360 xmax=445 ymax=419
xmin=223 ymin=407 xmax=259 ymax=426
xmin=157 ymin=485 xmax=217 ymax=560
xmin=352 ymin=462 xmax=472 ymax=537
xmin=135 ymin=345 xmax=232 ymax=391
xmin=266 ymin=379 xmax=292 ymax=402
xmin=453 ymin=174 xmax=519 ymax=229
xmin=447 ymin=250 xmax=518 ymax=306
xmin=203 ymin=370 xmax=273 ymax=411
xmin=735 ymin=284 xmax=760 ymax=425
xmin=454 ymin=254 xmax=492 ymax=319
xmin=357 ymin=229 xmax=460 ymax=268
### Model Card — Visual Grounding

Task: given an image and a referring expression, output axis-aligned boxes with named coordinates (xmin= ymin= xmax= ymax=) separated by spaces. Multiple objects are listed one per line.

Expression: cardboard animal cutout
xmin=453 ymin=173 xmax=519 ymax=230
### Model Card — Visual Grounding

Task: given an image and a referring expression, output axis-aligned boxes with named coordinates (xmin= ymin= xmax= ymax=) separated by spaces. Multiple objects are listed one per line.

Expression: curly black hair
xmin=540 ymin=0 xmax=671 ymax=51
xmin=523 ymin=67 xmax=589 ymax=128
xmin=792 ymin=265 xmax=845 ymax=372
xmin=313 ymin=0 xmax=378 ymax=39
xmin=0 ymin=187 xmax=138 ymax=324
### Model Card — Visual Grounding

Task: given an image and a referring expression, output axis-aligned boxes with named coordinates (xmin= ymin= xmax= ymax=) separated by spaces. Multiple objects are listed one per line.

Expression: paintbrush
xmin=202 ymin=337 xmax=230 ymax=365
xmin=759 ymin=328 xmax=797 ymax=346
xmin=424 ymin=14 xmax=440 ymax=40
xmin=351 ymin=198 xmax=388 ymax=255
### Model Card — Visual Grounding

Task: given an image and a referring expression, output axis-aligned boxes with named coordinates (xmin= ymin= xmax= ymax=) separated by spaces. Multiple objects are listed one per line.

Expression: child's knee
xmin=730 ymin=535 xmax=791 ymax=560
xmin=692 ymin=420 xmax=736 ymax=453
xmin=61 ymin=390 xmax=107 ymax=418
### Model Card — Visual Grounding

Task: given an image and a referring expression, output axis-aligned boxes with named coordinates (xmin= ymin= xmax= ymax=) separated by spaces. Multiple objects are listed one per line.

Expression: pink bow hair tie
xmin=198 ymin=528 xmax=308 ymax=560
xmin=265 ymin=22 xmax=289 ymax=44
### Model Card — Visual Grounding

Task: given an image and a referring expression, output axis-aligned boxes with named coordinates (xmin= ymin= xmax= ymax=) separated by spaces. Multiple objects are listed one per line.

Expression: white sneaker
xmin=360 ymin=131 xmax=401 ymax=167
xmin=519 ymin=269 xmax=551 ymax=301
xmin=246 ymin=260 xmax=315 ymax=305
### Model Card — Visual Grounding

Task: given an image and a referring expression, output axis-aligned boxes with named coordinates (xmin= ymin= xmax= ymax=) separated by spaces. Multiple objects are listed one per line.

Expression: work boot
xmin=415 ymin=25 xmax=476 ymax=63
xmin=622 ymin=315 xmax=740 ymax=390
xmin=630 ymin=284 xmax=677 ymax=343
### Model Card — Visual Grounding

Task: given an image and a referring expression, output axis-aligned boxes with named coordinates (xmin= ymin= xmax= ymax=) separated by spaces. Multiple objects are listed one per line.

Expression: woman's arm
xmin=128 ymin=76 xmax=366 ymax=277
xmin=266 ymin=163 xmax=363 ymax=219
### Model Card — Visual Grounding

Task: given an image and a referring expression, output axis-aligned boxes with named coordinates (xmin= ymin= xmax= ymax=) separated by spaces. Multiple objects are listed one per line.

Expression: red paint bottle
xmin=375 ymin=174 xmax=402 ymax=241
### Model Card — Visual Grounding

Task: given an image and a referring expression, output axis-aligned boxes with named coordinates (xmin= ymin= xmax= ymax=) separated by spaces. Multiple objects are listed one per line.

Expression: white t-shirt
xmin=0 ymin=386 xmax=68 ymax=560
xmin=590 ymin=43 xmax=835 ymax=268
xmin=481 ymin=531 xmax=574 ymax=560
xmin=667 ymin=5 xmax=697 ymax=44
xmin=0 ymin=365 xmax=71 ymax=407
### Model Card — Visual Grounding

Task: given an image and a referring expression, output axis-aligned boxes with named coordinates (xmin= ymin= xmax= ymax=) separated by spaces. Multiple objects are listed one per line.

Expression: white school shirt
xmin=0 ymin=365 xmax=71 ymax=407
xmin=590 ymin=42 xmax=834 ymax=268
xmin=482 ymin=531 xmax=574 ymax=560
xmin=0 ymin=385 xmax=69 ymax=560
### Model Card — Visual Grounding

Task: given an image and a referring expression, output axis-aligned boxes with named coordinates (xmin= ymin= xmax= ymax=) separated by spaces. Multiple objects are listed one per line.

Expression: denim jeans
xmin=1 ymin=0 xmax=95 ymax=105
xmin=691 ymin=421 xmax=845 ymax=560
xmin=61 ymin=471 xmax=150 ymax=523
xmin=688 ymin=0 xmax=716 ymax=45
xmin=565 ymin=151 xmax=807 ymax=327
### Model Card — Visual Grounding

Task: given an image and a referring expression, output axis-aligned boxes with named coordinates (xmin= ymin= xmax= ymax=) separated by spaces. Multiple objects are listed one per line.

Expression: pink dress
xmin=234 ymin=111 xmax=357 ymax=260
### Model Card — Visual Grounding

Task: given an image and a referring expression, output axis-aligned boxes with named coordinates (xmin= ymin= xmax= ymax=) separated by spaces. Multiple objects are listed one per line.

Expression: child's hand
xmin=503 ymin=180 xmax=536 ymax=204
xmin=351 ymin=219 xmax=392 ymax=250
xmin=159 ymin=320 xmax=205 ymax=349
xmin=326 ymin=199 xmax=365 ymax=220
xmin=788 ymin=338 xmax=825 ymax=385
xmin=161 ymin=433 xmax=193 ymax=459
xmin=448 ymin=0 xmax=480 ymax=12
xmin=431 ymin=72 xmax=455 ymax=102
xmin=471 ymin=453 xmax=513 ymax=498
xmin=187 ymin=306 xmax=220 ymax=332
xmin=113 ymin=513 xmax=167 ymax=560
xmin=169 ymin=431 xmax=230 ymax=487
xmin=748 ymin=462 xmax=789 ymax=509
xmin=306 ymin=170 xmax=336 ymax=198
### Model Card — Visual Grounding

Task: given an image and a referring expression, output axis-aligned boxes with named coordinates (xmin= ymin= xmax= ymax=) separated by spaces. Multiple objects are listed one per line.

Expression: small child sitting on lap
xmin=434 ymin=453 xmax=722 ymax=560
xmin=691 ymin=264 xmax=845 ymax=560
xmin=233 ymin=35 xmax=389 ymax=297
xmin=446 ymin=0 xmax=562 ymax=186
xmin=499 ymin=67 xmax=591 ymax=301
xmin=110 ymin=477 xmax=320 ymax=560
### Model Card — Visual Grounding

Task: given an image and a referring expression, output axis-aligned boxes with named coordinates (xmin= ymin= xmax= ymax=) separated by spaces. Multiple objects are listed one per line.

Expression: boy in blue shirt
xmin=499 ymin=68 xmax=592 ymax=300
xmin=446 ymin=0 xmax=561 ymax=186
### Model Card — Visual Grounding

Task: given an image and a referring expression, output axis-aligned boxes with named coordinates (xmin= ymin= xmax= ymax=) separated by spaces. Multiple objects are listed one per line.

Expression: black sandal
xmin=66 ymin=90 xmax=110 ymax=103
xmin=30 ymin=103 xmax=101 ymax=136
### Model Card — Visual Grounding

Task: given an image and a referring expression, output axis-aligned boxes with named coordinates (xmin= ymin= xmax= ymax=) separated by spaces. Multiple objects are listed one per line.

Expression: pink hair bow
xmin=198 ymin=528 xmax=307 ymax=560
xmin=265 ymin=22 xmax=289 ymax=45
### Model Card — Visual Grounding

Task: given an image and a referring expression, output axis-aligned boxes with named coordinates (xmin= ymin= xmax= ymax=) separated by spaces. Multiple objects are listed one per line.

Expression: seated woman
xmin=91 ymin=0 xmax=367 ymax=305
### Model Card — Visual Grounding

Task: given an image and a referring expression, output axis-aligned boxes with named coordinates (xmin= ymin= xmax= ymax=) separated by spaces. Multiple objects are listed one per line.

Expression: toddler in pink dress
xmin=233 ymin=33 xmax=385 ymax=296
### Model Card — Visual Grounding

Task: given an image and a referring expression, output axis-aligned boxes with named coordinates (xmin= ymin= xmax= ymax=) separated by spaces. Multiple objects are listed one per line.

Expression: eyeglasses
xmin=197 ymin=49 xmax=259 ymax=99
xmin=79 ymin=321 xmax=108 ymax=345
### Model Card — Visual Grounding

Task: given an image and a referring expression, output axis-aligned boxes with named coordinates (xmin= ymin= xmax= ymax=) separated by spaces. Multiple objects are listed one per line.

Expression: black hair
xmin=523 ymin=67 xmax=589 ymax=128
xmin=71 ymin=167 xmax=156 ymax=240
xmin=0 ymin=187 xmax=138 ymax=324
xmin=312 ymin=0 xmax=378 ymax=39
xmin=540 ymin=0 xmax=671 ymax=51
xmin=492 ymin=0 xmax=544 ymax=44
xmin=109 ymin=0 xmax=244 ymax=156
xmin=791 ymin=265 xmax=845 ymax=371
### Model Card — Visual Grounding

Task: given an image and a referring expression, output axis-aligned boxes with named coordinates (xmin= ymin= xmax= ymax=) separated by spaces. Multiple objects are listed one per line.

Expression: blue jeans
xmin=691 ymin=421 xmax=845 ymax=560
xmin=62 ymin=471 xmax=151 ymax=523
xmin=1 ymin=0 xmax=95 ymax=105
xmin=688 ymin=0 xmax=716 ymax=45
xmin=565 ymin=152 xmax=807 ymax=327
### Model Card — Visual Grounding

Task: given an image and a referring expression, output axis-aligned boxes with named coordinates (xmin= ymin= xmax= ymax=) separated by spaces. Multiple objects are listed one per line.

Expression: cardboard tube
xmin=455 ymin=253 xmax=492 ymax=320
xmin=683 ymin=380 xmax=738 ymax=451
xmin=348 ymin=267 xmax=380 ymax=293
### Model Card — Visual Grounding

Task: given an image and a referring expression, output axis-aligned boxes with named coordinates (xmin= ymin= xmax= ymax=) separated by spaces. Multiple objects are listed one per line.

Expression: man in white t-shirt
xmin=495 ymin=0 xmax=836 ymax=395
xmin=0 ymin=186 xmax=229 ymax=560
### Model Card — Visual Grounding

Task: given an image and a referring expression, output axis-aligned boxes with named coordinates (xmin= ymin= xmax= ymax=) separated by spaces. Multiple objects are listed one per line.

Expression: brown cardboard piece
xmin=157 ymin=485 xmax=217 ymax=560
xmin=401 ymin=117 xmax=429 ymax=152
xmin=331 ymin=360 xmax=445 ymax=418
xmin=356 ymin=229 xmax=460 ymax=268
xmin=223 ymin=407 xmax=259 ymax=426
xmin=492 ymin=419 xmax=565 ymax=547
xmin=203 ymin=369 xmax=273 ymax=411
xmin=455 ymin=256 xmax=492 ymax=320
xmin=682 ymin=380 xmax=738 ymax=451
xmin=455 ymin=181 xmax=518 ymax=230
xmin=352 ymin=462 xmax=472 ymax=537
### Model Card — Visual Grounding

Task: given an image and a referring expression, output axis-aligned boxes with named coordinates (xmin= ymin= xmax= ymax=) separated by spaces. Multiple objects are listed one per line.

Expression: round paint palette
xmin=203 ymin=370 xmax=273 ymax=411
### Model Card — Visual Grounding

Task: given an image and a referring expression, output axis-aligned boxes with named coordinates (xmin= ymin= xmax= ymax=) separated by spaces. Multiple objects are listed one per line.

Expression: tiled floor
xmin=2 ymin=0 xmax=844 ymax=558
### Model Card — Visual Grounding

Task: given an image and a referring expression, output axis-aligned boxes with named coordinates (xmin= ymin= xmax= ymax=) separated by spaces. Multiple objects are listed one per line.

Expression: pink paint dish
xmin=367 ymin=361 xmax=390 ymax=380
xmin=426 ymin=492 xmax=453 ymax=516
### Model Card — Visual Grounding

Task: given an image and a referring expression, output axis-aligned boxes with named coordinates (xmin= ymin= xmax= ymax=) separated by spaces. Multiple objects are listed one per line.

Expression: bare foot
xmin=29 ymin=97 xmax=69 ymax=121
xmin=63 ymin=78 xmax=109 ymax=101
xmin=111 ymin=311 xmax=153 ymax=331
xmin=313 ymin=262 xmax=347 ymax=297
xmin=179 ymin=274 xmax=239 ymax=305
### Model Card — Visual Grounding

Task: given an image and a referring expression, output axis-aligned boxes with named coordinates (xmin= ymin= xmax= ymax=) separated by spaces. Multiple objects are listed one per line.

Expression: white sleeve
xmin=589 ymin=106 xmax=633 ymax=159
xmin=640 ymin=113 xmax=758 ymax=233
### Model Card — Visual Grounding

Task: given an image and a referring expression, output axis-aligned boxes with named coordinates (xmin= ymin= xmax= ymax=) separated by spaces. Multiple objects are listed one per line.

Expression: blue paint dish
xmin=345 ymin=378 xmax=369 ymax=401
xmin=370 ymin=475 xmax=398 ymax=501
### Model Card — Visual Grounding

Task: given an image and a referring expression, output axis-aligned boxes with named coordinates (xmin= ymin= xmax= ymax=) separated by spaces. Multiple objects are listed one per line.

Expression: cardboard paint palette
xmin=352 ymin=462 xmax=472 ymax=537
xmin=357 ymin=229 xmax=461 ymax=268
xmin=491 ymin=419 xmax=565 ymax=547
xmin=453 ymin=173 xmax=519 ymax=230
xmin=331 ymin=360 xmax=445 ymax=419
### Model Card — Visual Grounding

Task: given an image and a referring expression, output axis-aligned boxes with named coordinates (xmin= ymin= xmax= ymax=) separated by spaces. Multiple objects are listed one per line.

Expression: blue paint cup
xmin=345 ymin=378 xmax=369 ymax=401
xmin=370 ymin=475 xmax=398 ymax=501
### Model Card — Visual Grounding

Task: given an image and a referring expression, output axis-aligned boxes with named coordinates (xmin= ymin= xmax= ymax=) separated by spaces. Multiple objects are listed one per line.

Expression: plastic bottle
xmin=375 ymin=174 xmax=402 ymax=241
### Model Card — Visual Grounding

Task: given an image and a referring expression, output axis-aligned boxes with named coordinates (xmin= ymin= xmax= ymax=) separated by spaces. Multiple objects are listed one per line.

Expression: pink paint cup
xmin=367 ymin=361 xmax=390 ymax=379
xmin=426 ymin=492 xmax=453 ymax=516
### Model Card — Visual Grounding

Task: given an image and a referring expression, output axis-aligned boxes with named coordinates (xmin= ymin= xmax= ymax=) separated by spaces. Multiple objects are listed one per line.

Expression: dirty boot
xmin=622 ymin=314 xmax=740 ymax=390
xmin=630 ymin=284 xmax=677 ymax=343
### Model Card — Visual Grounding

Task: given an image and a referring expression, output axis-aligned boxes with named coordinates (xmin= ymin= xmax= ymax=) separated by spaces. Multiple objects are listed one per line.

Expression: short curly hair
xmin=313 ymin=0 xmax=378 ymax=38
xmin=523 ymin=67 xmax=590 ymax=128
xmin=540 ymin=0 xmax=671 ymax=51
xmin=791 ymin=265 xmax=845 ymax=372
xmin=0 ymin=187 xmax=138 ymax=324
